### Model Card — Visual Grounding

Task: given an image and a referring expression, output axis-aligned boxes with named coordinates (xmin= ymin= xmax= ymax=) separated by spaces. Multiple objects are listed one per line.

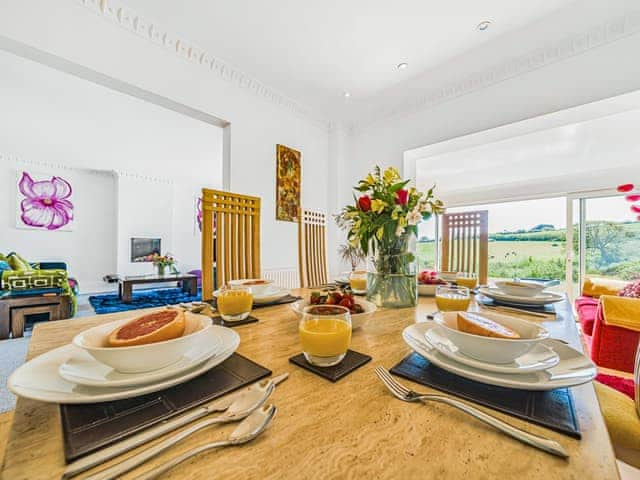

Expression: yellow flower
xmin=376 ymin=226 xmax=384 ymax=240
xmin=364 ymin=173 xmax=376 ymax=185
xmin=398 ymin=215 xmax=407 ymax=228
xmin=348 ymin=236 xmax=360 ymax=247
xmin=371 ymin=199 xmax=386 ymax=213
xmin=383 ymin=167 xmax=400 ymax=184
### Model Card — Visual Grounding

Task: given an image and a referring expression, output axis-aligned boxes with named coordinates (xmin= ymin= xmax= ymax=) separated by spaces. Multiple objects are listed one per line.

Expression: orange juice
xmin=456 ymin=276 xmax=478 ymax=289
xmin=435 ymin=293 xmax=470 ymax=312
xmin=299 ymin=318 xmax=351 ymax=357
xmin=350 ymin=277 xmax=367 ymax=291
xmin=217 ymin=290 xmax=253 ymax=316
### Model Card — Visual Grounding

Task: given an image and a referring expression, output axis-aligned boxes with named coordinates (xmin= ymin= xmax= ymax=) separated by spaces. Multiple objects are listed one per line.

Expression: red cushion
xmin=575 ymin=296 xmax=599 ymax=336
xmin=595 ymin=373 xmax=635 ymax=400
xmin=591 ymin=301 xmax=640 ymax=373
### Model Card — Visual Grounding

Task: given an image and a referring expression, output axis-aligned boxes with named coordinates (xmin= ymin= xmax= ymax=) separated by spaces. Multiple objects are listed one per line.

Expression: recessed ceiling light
xmin=343 ymin=92 xmax=351 ymax=98
xmin=477 ymin=20 xmax=491 ymax=31
xmin=397 ymin=62 xmax=409 ymax=70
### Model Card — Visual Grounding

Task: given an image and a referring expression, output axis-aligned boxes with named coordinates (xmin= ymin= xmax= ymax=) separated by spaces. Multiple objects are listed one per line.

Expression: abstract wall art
xmin=16 ymin=171 xmax=74 ymax=231
xmin=275 ymin=144 xmax=301 ymax=222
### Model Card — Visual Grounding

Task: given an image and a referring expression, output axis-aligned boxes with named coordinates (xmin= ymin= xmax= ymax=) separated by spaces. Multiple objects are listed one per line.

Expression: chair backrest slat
xmin=441 ymin=210 xmax=488 ymax=285
xmin=201 ymin=189 xmax=261 ymax=301
xmin=298 ymin=209 xmax=329 ymax=288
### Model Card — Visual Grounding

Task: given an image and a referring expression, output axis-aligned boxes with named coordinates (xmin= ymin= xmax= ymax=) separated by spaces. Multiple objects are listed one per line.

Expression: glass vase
xmin=157 ymin=264 xmax=166 ymax=276
xmin=366 ymin=233 xmax=417 ymax=308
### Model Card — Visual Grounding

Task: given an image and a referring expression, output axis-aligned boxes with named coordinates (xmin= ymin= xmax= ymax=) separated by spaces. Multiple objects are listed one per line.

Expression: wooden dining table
xmin=0 ymin=291 xmax=620 ymax=479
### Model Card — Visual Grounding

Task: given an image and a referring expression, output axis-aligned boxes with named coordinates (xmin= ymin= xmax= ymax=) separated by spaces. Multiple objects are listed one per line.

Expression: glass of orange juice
xmin=435 ymin=285 xmax=470 ymax=312
xmin=456 ymin=272 xmax=478 ymax=290
xmin=349 ymin=270 xmax=367 ymax=294
xmin=217 ymin=286 xmax=253 ymax=322
xmin=299 ymin=305 xmax=352 ymax=367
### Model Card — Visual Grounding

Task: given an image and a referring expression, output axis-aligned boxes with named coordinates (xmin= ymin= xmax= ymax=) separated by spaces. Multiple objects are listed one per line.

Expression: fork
xmin=375 ymin=366 xmax=568 ymax=458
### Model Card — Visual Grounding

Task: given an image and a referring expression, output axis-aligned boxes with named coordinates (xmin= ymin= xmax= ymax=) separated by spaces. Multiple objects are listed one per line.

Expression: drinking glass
xmin=299 ymin=305 xmax=352 ymax=367
xmin=435 ymin=285 xmax=470 ymax=312
xmin=456 ymin=272 xmax=478 ymax=290
xmin=217 ymin=286 xmax=253 ymax=322
xmin=349 ymin=270 xmax=367 ymax=294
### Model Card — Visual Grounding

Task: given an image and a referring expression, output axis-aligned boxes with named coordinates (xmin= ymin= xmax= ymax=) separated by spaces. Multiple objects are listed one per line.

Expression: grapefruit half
xmin=107 ymin=309 xmax=186 ymax=347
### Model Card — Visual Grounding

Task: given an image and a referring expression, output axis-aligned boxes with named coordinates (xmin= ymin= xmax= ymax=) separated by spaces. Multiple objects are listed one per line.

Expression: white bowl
xmin=493 ymin=280 xmax=546 ymax=298
xmin=228 ymin=278 xmax=275 ymax=296
xmin=432 ymin=311 xmax=549 ymax=364
xmin=73 ymin=312 xmax=212 ymax=373
xmin=438 ymin=271 xmax=458 ymax=282
xmin=290 ymin=298 xmax=377 ymax=329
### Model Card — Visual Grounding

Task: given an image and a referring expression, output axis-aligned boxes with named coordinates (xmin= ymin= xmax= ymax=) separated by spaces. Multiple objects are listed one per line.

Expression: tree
xmin=585 ymin=222 xmax=630 ymax=267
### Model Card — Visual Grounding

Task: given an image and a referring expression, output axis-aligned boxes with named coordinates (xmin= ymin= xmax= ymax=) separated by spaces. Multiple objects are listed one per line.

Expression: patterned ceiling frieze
xmin=75 ymin=0 xmax=331 ymax=131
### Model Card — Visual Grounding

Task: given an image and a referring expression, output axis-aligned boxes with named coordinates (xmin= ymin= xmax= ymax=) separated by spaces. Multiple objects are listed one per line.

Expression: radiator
xmin=263 ymin=268 xmax=299 ymax=289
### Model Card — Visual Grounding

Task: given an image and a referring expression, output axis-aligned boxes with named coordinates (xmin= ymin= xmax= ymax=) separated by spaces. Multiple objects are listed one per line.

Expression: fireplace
xmin=130 ymin=237 xmax=161 ymax=262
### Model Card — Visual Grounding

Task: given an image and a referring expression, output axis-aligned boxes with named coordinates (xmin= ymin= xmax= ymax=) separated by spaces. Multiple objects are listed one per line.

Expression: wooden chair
xmin=298 ymin=209 xmax=329 ymax=288
xmin=441 ymin=210 xmax=489 ymax=285
xmin=201 ymin=189 xmax=261 ymax=301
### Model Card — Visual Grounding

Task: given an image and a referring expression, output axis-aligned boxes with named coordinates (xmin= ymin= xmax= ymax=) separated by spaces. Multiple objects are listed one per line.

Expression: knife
xmin=62 ymin=373 xmax=289 ymax=479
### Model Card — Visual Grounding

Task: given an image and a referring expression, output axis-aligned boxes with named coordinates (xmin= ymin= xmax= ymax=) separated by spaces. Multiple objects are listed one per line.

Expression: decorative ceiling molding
xmin=354 ymin=10 xmax=640 ymax=135
xmin=75 ymin=0 xmax=331 ymax=131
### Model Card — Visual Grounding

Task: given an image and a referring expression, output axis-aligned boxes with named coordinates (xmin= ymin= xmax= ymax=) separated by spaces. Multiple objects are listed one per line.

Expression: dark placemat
xmin=390 ymin=352 xmax=580 ymax=438
xmin=210 ymin=315 xmax=259 ymax=327
xmin=290 ymin=350 xmax=371 ymax=382
xmin=60 ymin=353 xmax=271 ymax=462
xmin=207 ymin=294 xmax=300 ymax=310
xmin=475 ymin=294 xmax=557 ymax=314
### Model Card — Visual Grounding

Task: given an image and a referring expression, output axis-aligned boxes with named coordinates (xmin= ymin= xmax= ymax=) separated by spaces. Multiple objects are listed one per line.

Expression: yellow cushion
xmin=601 ymin=295 xmax=640 ymax=332
xmin=582 ymin=277 xmax=629 ymax=298
xmin=594 ymin=382 xmax=640 ymax=468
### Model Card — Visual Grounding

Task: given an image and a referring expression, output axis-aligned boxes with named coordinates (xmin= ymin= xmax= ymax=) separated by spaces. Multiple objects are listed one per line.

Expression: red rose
xmin=358 ymin=195 xmax=371 ymax=212
xmin=617 ymin=184 xmax=635 ymax=193
xmin=395 ymin=189 xmax=409 ymax=205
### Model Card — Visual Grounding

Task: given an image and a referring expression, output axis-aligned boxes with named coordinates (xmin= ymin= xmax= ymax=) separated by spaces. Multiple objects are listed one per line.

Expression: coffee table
xmin=117 ymin=273 xmax=198 ymax=303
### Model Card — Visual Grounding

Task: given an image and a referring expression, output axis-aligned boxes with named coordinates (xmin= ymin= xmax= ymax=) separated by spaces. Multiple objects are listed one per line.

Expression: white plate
xmin=403 ymin=322 xmax=596 ymax=390
xmin=477 ymin=287 xmax=564 ymax=307
xmin=59 ymin=329 xmax=222 ymax=387
xmin=213 ymin=286 xmax=290 ymax=304
xmin=424 ymin=326 xmax=560 ymax=374
xmin=8 ymin=326 xmax=240 ymax=404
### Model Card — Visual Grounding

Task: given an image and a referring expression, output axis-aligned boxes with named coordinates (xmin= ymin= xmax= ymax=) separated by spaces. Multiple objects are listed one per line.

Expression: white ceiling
xmin=125 ymin=0 xmax=577 ymax=122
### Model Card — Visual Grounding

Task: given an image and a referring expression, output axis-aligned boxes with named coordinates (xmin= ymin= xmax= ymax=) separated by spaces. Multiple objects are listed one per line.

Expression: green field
xmin=417 ymin=221 xmax=640 ymax=281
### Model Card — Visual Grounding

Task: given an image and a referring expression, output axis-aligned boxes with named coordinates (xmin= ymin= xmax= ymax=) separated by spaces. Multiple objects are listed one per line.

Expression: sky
xmin=418 ymin=194 xmax=639 ymax=239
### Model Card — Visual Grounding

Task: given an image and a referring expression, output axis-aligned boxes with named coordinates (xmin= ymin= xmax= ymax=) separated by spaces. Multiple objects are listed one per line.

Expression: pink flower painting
xmin=196 ymin=197 xmax=203 ymax=232
xmin=18 ymin=172 xmax=74 ymax=230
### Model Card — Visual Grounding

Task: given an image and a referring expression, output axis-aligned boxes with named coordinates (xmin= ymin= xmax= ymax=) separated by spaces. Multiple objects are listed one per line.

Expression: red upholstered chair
xmin=591 ymin=300 xmax=640 ymax=373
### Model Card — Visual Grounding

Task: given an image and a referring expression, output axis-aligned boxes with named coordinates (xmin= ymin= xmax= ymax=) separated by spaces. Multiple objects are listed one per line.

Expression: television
xmin=131 ymin=237 xmax=161 ymax=262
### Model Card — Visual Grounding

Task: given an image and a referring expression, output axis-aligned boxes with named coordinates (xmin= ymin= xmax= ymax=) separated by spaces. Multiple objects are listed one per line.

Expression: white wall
xmin=0 ymin=48 xmax=224 ymax=291
xmin=0 ymin=0 xmax=332 ymax=279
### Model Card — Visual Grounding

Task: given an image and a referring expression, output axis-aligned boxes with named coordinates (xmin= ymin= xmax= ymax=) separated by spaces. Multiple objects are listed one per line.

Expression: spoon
xmin=85 ymin=382 xmax=274 ymax=480
xmin=63 ymin=375 xmax=286 ymax=479
xmin=134 ymin=404 xmax=277 ymax=480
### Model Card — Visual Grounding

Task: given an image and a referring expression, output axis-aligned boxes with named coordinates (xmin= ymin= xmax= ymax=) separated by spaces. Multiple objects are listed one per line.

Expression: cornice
xmin=353 ymin=10 xmax=640 ymax=135
xmin=75 ymin=0 xmax=331 ymax=131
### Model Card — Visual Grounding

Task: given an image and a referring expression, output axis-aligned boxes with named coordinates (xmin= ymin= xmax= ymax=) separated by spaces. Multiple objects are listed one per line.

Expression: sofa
xmin=0 ymin=252 xmax=77 ymax=338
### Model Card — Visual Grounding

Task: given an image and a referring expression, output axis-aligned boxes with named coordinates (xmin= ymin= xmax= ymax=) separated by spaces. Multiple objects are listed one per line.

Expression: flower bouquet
xmin=337 ymin=166 xmax=444 ymax=308
xmin=152 ymin=253 xmax=177 ymax=276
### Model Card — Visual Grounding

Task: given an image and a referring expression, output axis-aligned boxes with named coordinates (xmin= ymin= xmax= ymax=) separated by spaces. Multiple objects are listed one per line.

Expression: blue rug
xmin=89 ymin=287 xmax=202 ymax=315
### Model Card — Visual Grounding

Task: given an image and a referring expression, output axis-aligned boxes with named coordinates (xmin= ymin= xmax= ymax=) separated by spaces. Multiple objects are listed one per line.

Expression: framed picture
xmin=16 ymin=171 xmax=75 ymax=231
xmin=276 ymin=144 xmax=301 ymax=222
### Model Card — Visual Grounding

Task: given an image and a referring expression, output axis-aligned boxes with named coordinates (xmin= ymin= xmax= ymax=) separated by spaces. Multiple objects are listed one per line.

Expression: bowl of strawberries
xmin=291 ymin=288 xmax=377 ymax=329
xmin=418 ymin=270 xmax=449 ymax=296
